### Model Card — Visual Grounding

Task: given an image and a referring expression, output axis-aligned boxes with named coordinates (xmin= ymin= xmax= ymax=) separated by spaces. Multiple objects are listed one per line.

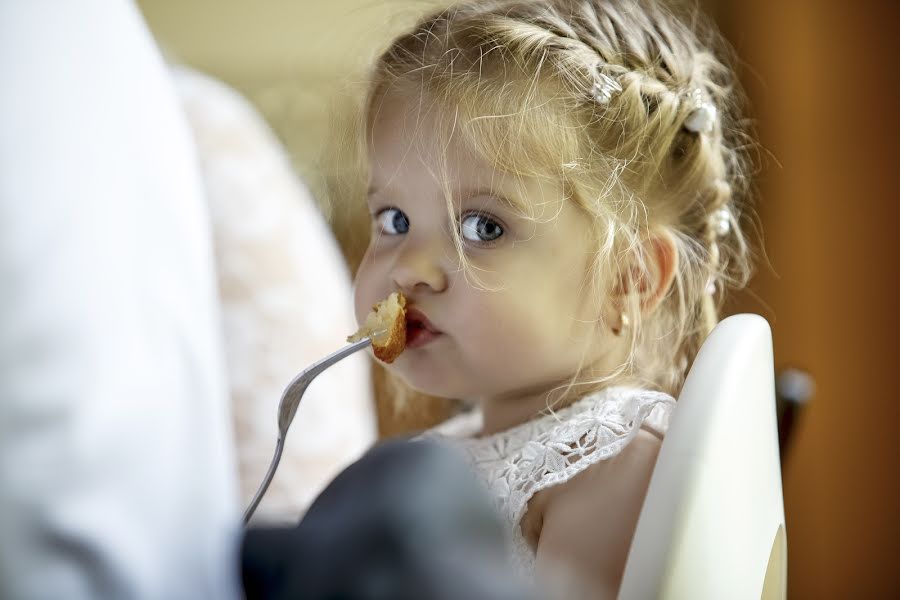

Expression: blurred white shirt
xmin=0 ymin=1 xmax=240 ymax=598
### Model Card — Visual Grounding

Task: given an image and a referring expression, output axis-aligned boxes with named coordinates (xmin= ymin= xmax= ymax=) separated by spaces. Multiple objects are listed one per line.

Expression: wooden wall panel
xmin=720 ymin=1 xmax=900 ymax=596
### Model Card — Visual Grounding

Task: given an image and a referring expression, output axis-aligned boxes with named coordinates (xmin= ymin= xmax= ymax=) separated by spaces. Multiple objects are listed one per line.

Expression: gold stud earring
xmin=612 ymin=313 xmax=630 ymax=336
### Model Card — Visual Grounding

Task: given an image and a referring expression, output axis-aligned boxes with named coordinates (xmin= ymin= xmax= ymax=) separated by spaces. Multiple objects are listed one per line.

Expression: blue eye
xmin=461 ymin=213 xmax=504 ymax=243
xmin=375 ymin=208 xmax=409 ymax=235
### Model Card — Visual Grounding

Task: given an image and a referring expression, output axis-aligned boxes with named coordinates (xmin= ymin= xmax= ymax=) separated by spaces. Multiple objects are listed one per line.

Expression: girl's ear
xmin=612 ymin=230 xmax=679 ymax=315
xmin=639 ymin=231 xmax=679 ymax=314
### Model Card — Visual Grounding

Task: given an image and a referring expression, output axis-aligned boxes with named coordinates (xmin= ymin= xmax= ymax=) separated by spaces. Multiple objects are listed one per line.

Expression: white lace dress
xmin=422 ymin=386 xmax=676 ymax=575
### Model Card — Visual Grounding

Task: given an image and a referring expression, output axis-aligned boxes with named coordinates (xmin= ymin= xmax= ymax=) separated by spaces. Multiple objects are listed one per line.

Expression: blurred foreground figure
xmin=0 ymin=1 xmax=240 ymax=598
xmin=242 ymin=440 xmax=536 ymax=600
xmin=172 ymin=66 xmax=377 ymax=523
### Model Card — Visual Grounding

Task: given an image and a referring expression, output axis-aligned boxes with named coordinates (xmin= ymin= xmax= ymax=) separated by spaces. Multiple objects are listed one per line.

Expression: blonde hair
xmin=359 ymin=0 xmax=756 ymax=399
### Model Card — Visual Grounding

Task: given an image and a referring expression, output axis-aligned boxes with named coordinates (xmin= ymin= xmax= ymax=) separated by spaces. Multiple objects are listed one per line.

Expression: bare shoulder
xmin=533 ymin=428 xmax=662 ymax=598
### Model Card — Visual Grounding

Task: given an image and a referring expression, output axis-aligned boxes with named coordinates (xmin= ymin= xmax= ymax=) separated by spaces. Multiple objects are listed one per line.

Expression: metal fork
xmin=242 ymin=335 xmax=377 ymax=524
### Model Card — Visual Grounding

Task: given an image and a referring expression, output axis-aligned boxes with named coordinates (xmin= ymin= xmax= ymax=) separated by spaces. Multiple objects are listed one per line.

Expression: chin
xmin=397 ymin=374 xmax=460 ymax=400
xmin=390 ymin=359 xmax=468 ymax=400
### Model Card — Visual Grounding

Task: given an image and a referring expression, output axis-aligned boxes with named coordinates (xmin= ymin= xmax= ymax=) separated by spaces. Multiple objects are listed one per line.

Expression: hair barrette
xmin=684 ymin=88 xmax=717 ymax=134
xmin=592 ymin=71 xmax=622 ymax=105
xmin=714 ymin=207 xmax=731 ymax=236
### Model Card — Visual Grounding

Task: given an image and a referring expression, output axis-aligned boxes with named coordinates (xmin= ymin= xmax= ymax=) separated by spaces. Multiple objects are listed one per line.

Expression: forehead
xmin=367 ymin=92 xmax=564 ymax=214
xmin=367 ymin=93 xmax=440 ymax=175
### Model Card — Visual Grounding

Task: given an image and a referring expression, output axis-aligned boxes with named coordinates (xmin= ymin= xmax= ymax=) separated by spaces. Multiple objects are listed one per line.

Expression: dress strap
xmin=420 ymin=387 xmax=676 ymax=575
xmin=498 ymin=388 xmax=675 ymax=527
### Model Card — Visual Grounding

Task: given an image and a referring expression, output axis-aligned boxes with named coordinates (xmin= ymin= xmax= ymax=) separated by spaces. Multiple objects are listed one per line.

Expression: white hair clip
xmin=714 ymin=207 xmax=731 ymax=236
xmin=684 ymin=88 xmax=717 ymax=134
xmin=592 ymin=72 xmax=622 ymax=105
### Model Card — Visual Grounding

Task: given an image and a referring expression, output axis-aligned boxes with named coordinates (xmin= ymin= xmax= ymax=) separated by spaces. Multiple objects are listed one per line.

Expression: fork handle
xmin=277 ymin=337 xmax=374 ymax=436
xmin=242 ymin=436 xmax=285 ymax=524
xmin=244 ymin=336 xmax=377 ymax=525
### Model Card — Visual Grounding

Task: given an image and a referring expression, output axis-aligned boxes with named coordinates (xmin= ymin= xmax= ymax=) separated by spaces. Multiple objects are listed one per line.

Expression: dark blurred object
xmin=241 ymin=439 xmax=535 ymax=600
xmin=775 ymin=368 xmax=814 ymax=463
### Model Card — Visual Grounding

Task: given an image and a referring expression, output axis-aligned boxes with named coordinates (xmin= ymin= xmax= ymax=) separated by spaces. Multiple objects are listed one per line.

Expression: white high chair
xmin=618 ymin=314 xmax=787 ymax=599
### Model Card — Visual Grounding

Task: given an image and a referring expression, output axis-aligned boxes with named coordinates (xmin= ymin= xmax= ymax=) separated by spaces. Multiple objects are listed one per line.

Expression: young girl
xmin=352 ymin=0 xmax=754 ymax=596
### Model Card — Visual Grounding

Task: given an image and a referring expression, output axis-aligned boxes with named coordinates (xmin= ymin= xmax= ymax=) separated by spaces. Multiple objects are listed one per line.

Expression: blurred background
xmin=137 ymin=0 xmax=900 ymax=597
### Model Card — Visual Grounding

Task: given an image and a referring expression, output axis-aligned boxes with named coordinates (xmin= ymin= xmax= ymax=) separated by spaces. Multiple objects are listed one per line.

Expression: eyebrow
xmin=461 ymin=188 xmax=525 ymax=212
xmin=366 ymin=184 xmax=525 ymax=212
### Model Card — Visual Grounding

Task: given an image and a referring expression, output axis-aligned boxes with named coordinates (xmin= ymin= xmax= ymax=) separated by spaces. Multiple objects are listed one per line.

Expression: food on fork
xmin=347 ymin=291 xmax=407 ymax=363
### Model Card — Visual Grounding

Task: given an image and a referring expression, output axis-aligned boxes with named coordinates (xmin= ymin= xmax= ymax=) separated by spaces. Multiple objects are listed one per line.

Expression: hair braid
xmin=364 ymin=0 xmax=757 ymax=395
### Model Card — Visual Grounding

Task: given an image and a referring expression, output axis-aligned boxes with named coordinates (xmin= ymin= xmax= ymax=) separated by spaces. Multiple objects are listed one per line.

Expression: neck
xmin=477 ymin=381 xmax=584 ymax=436
xmin=474 ymin=351 xmax=631 ymax=436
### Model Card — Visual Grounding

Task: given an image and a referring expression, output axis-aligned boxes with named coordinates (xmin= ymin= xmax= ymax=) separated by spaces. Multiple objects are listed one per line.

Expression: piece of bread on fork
xmin=348 ymin=292 xmax=407 ymax=363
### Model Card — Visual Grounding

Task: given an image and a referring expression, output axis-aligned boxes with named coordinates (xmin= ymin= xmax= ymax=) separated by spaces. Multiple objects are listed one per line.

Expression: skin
xmin=354 ymin=92 xmax=678 ymax=598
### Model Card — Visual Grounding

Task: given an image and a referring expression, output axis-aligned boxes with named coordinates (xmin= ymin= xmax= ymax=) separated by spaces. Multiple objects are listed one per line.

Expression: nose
xmin=390 ymin=237 xmax=449 ymax=295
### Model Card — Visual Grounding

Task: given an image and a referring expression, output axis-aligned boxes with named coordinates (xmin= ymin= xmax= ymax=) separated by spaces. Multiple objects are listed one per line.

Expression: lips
xmin=404 ymin=306 xmax=442 ymax=349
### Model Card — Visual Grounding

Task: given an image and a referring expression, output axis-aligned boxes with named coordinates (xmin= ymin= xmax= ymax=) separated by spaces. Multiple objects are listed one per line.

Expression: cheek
xmin=457 ymin=291 xmax=553 ymax=356
xmin=353 ymin=284 xmax=368 ymax=326
xmin=463 ymin=284 xmax=594 ymax=361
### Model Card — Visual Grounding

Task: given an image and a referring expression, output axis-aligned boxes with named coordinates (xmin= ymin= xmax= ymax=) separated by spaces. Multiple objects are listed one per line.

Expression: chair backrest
xmin=618 ymin=314 xmax=787 ymax=600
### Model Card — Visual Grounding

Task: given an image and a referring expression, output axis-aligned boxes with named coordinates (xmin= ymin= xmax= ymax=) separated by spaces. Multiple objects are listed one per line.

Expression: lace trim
xmin=424 ymin=386 xmax=676 ymax=574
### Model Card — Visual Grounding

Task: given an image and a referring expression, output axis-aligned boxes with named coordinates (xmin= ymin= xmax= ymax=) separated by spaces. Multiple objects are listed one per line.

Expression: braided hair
xmin=365 ymin=0 xmax=756 ymax=395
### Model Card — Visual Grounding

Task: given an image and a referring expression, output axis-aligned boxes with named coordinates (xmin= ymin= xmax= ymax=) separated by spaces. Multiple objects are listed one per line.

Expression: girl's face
xmin=354 ymin=95 xmax=615 ymax=402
